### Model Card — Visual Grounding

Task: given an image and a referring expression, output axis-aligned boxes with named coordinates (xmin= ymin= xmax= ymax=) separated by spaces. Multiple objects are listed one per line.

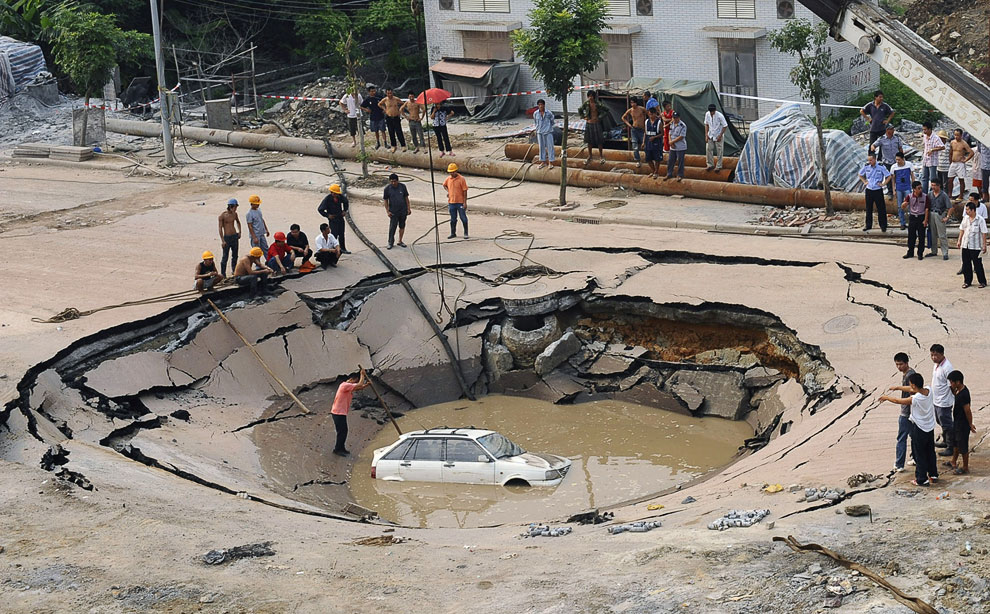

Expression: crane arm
xmin=799 ymin=0 xmax=990 ymax=143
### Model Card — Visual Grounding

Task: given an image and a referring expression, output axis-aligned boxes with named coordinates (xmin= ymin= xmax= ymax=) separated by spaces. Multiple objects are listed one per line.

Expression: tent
xmin=430 ymin=59 xmax=520 ymax=122
xmin=597 ymin=78 xmax=745 ymax=156
xmin=734 ymin=104 xmax=865 ymax=192
xmin=0 ymin=36 xmax=48 ymax=100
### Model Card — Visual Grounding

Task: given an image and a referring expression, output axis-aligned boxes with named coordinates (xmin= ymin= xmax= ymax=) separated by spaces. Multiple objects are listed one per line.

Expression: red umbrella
xmin=416 ymin=88 xmax=452 ymax=105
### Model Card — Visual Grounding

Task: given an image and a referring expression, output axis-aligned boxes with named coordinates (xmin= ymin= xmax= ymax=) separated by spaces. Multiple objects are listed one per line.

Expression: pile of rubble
xmin=752 ymin=206 xmax=857 ymax=229
xmin=267 ymin=76 xmax=352 ymax=139
xmin=902 ymin=0 xmax=989 ymax=84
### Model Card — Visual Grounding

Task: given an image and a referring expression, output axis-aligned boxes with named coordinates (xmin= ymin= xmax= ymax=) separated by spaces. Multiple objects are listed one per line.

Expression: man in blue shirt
xmin=870 ymin=125 xmax=904 ymax=197
xmin=860 ymin=90 xmax=894 ymax=148
xmin=890 ymin=152 xmax=914 ymax=229
xmin=664 ymin=112 xmax=687 ymax=181
xmin=533 ymin=99 xmax=556 ymax=169
xmin=859 ymin=152 xmax=892 ymax=232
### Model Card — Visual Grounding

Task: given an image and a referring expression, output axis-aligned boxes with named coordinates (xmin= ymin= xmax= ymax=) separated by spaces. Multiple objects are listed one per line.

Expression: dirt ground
xmin=1 ymin=138 xmax=988 ymax=614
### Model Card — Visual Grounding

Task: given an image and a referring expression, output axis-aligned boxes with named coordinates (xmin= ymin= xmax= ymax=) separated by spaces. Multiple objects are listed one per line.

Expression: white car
xmin=371 ymin=428 xmax=572 ymax=487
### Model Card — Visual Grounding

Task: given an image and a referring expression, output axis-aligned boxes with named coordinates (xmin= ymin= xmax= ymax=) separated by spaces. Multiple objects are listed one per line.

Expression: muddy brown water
xmin=347 ymin=395 xmax=753 ymax=528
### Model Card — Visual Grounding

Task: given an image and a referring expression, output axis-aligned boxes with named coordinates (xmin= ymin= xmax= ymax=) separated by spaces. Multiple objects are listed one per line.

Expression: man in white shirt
xmin=315 ymin=222 xmax=342 ymax=269
xmin=339 ymin=88 xmax=364 ymax=146
xmin=882 ymin=371 xmax=938 ymax=486
xmin=703 ymin=104 xmax=728 ymax=172
xmin=929 ymin=343 xmax=955 ymax=456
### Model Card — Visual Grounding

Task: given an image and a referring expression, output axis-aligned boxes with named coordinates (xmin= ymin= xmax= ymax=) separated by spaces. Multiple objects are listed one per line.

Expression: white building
xmin=424 ymin=0 xmax=879 ymax=120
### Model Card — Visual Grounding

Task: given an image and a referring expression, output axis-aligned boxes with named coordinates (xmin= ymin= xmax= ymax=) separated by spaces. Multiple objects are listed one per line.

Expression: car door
xmin=375 ymin=439 xmax=413 ymax=480
xmin=397 ymin=438 xmax=444 ymax=483
xmin=442 ymin=438 xmax=496 ymax=485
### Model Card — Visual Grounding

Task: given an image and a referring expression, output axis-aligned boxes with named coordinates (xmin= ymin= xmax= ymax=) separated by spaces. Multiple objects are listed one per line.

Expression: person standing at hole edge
xmin=443 ymin=163 xmax=469 ymax=239
xmin=948 ymin=370 xmax=976 ymax=475
xmin=860 ymin=90 xmax=894 ymax=149
xmin=929 ymin=344 xmax=955 ymax=456
xmin=245 ymin=194 xmax=270 ymax=255
xmin=881 ymin=371 xmax=937 ymax=487
xmin=318 ymin=184 xmax=350 ymax=254
xmin=217 ymin=198 xmax=241 ymax=277
xmin=330 ymin=368 xmax=371 ymax=456
xmin=858 ymin=153 xmax=891 ymax=232
xmin=382 ymin=173 xmax=411 ymax=249
xmin=891 ymin=352 xmax=915 ymax=473
xmin=194 ymin=251 xmax=223 ymax=292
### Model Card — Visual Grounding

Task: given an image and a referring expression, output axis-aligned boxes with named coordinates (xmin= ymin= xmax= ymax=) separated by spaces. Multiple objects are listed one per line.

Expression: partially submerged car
xmin=371 ymin=428 xmax=572 ymax=487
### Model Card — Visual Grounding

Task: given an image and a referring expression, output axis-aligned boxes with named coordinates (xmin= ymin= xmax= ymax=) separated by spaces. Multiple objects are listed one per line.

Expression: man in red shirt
xmin=266 ymin=231 xmax=294 ymax=275
xmin=330 ymin=368 xmax=371 ymax=456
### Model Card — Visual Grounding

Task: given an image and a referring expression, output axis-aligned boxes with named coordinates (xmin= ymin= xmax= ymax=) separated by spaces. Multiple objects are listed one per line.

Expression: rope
xmin=31 ymin=287 xmax=210 ymax=323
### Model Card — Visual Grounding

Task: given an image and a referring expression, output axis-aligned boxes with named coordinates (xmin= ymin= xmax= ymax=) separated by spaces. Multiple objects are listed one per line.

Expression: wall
xmin=423 ymin=0 xmax=880 ymax=118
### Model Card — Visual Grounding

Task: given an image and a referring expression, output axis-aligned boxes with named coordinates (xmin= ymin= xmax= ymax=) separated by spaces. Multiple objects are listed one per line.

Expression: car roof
xmin=402 ymin=428 xmax=495 ymax=439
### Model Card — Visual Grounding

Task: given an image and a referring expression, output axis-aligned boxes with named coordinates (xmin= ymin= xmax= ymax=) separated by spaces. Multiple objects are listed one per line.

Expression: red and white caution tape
xmin=259 ymin=93 xmax=337 ymax=102
xmin=258 ymin=82 xmax=611 ymax=104
xmin=83 ymin=84 xmax=181 ymax=112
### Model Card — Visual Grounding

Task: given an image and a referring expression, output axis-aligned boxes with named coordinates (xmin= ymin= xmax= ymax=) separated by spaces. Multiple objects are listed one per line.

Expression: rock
xmin=667 ymin=370 xmax=747 ymax=420
xmin=931 ymin=33 xmax=941 ymax=42
xmin=900 ymin=119 xmax=923 ymax=133
xmin=671 ymin=381 xmax=705 ymax=412
xmin=844 ymin=504 xmax=871 ymax=517
xmin=693 ymin=348 xmax=740 ymax=364
xmin=485 ymin=343 xmax=514 ymax=382
xmin=788 ymin=484 xmax=802 ymax=493
xmin=949 ymin=31 xmax=961 ymax=39
xmin=202 ymin=542 xmax=275 ymax=565
xmin=681 ymin=496 xmax=696 ymax=504
xmin=485 ymin=324 xmax=502 ymax=346
xmin=850 ymin=116 xmax=868 ymax=135
xmin=808 ymin=563 xmax=822 ymax=575
xmin=534 ymin=332 xmax=581 ymax=376
xmin=742 ymin=366 xmax=783 ymax=388
xmin=925 ymin=567 xmax=955 ymax=581
xmin=586 ymin=352 xmax=634 ymax=375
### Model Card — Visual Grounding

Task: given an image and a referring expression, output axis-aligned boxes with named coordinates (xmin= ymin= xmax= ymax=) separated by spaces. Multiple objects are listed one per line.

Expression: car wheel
xmin=503 ymin=478 xmax=530 ymax=488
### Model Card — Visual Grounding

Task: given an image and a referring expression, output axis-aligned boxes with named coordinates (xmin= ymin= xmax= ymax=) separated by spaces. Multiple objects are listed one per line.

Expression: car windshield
xmin=477 ymin=433 xmax=525 ymax=458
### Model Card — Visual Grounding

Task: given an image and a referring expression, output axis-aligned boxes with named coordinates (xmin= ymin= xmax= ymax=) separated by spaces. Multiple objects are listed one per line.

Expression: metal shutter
xmin=459 ymin=0 xmax=485 ymax=11
xmin=459 ymin=0 xmax=509 ymax=11
xmin=717 ymin=0 xmax=756 ymax=18
xmin=607 ymin=0 xmax=631 ymax=16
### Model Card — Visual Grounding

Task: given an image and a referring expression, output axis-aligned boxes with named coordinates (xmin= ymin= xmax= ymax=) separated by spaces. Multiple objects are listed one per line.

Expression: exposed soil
xmin=900 ymin=0 xmax=990 ymax=85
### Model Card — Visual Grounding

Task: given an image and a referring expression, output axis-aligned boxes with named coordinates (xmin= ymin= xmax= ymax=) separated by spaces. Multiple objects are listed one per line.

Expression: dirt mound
xmin=269 ymin=77 xmax=352 ymax=139
xmin=899 ymin=0 xmax=989 ymax=85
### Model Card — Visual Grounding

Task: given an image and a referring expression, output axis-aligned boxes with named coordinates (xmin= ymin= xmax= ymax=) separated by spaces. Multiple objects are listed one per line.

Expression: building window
xmin=459 ymin=0 xmax=510 ymax=12
xmin=582 ymin=34 xmax=632 ymax=86
xmin=606 ymin=0 xmax=630 ymax=17
xmin=717 ymin=38 xmax=758 ymax=120
xmin=462 ymin=31 xmax=514 ymax=61
xmin=717 ymin=0 xmax=756 ymax=19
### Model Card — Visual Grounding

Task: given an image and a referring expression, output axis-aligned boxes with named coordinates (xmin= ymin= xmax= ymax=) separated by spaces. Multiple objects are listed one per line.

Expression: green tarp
xmin=598 ymin=78 xmax=745 ymax=156
xmin=431 ymin=61 xmax=521 ymax=123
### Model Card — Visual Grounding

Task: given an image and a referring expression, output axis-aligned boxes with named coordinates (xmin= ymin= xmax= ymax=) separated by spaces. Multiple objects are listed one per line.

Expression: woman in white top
xmin=957 ymin=200 xmax=988 ymax=288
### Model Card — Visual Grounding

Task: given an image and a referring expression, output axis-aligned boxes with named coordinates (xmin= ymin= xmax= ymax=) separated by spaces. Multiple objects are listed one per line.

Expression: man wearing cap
xmin=383 ymin=173 xmax=411 ymax=249
xmin=442 ymin=163 xmax=469 ymax=239
xmin=318 ymin=184 xmax=350 ymax=253
xmin=194 ymin=251 xmax=223 ymax=292
xmin=233 ymin=247 xmax=273 ymax=296
xmin=644 ymin=107 xmax=664 ymax=179
xmin=217 ymin=198 xmax=241 ymax=277
xmin=315 ymin=223 xmax=341 ymax=269
xmin=245 ymin=195 xmax=270 ymax=255
xmin=286 ymin=224 xmax=313 ymax=266
xmin=704 ymin=104 xmax=727 ymax=172
xmin=859 ymin=152 xmax=892 ymax=232
xmin=266 ymin=232 xmax=294 ymax=275
xmin=665 ymin=112 xmax=687 ymax=181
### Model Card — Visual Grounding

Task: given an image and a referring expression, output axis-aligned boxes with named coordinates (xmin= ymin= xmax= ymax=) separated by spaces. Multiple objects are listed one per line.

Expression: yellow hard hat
xmin=447 ymin=163 xmax=458 ymax=173
xmin=202 ymin=250 xmax=214 ymax=260
xmin=250 ymin=247 xmax=264 ymax=258
xmin=329 ymin=184 xmax=342 ymax=194
xmin=248 ymin=194 xmax=261 ymax=205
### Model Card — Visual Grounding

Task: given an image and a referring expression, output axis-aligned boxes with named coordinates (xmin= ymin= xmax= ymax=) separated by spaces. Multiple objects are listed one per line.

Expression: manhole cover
xmin=593 ymin=199 xmax=627 ymax=209
xmin=823 ymin=315 xmax=859 ymax=334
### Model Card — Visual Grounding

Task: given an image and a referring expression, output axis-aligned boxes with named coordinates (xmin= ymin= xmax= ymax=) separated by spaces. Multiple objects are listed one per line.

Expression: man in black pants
xmin=881 ymin=372 xmax=938 ymax=486
xmin=318 ymin=184 xmax=350 ymax=254
xmin=382 ymin=173 xmax=411 ymax=249
xmin=859 ymin=152 xmax=891 ymax=232
xmin=330 ymin=368 xmax=371 ymax=456
xmin=902 ymin=181 xmax=929 ymax=260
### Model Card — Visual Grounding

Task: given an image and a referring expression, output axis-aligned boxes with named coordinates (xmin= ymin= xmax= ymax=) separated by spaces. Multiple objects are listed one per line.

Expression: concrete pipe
xmin=505 ymin=149 xmax=734 ymax=182
xmin=106 ymin=119 xmax=865 ymax=211
xmin=505 ymin=143 xmax=739 ymax=171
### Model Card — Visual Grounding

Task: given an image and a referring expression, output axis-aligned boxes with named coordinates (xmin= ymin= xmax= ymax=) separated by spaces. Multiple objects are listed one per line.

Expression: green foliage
xmin=510 ymin=0 xmax=608 ymax=101
xmin=0 ymin=0 xmax=72 ymax=42
xmin=358 ymin=0 xmax=417 ymax=32
xmin=294 ymin=2 xmax=352 ymax=62
xmin=768 ymin=18 xmax=832 ymax=106
xmin=357 ymin=0 xmax=424 ymax=77
xmin=879 ymin=0 xmax=906 ymax=17
xmin=820 ymin=70 xmax=943 ymax=131
xmin=51 ymin=8 xmax=151 ymax=100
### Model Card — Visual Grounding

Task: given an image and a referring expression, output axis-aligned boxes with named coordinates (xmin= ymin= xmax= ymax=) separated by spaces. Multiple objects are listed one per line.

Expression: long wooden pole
xmin=359 ymin=365 xmax=402 ymax=436
xmin=207 ymin=299 xmax=311 ymax=415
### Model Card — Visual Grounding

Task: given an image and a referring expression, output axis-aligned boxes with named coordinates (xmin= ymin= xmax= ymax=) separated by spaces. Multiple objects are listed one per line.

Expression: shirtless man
xmin=400 ymin=92 xmax=424 ymax=152
xmin=378 ymin=88 xmax=406 ymax=152
xmin=621 ymin=98 xmax=647 ymax=167
xmin=232 ymin=246 xmax=273 ymax=296
xmin=948 ymin=128 xmax=974 ymax=201
xmin=217 ymin=198 xmax=241 ymax=277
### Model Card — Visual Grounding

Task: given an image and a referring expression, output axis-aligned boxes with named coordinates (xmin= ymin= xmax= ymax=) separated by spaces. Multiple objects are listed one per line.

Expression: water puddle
xmin=349 ymin=395 xmax=752 ymax=528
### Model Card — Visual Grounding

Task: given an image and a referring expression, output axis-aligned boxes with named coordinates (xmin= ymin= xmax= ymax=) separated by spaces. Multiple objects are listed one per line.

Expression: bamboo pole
xmin=359 ymin=366 xmax=402 ymax=436
xmin=207 ymin=299 xmax=311 ymax=415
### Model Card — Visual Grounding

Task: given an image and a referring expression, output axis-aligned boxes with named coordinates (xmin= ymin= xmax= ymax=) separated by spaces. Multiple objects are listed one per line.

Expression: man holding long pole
xmin=330 ymin=368 xmax=371 ymax=457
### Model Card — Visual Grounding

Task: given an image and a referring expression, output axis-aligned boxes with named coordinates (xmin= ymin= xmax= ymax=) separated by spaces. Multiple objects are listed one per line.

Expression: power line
xmin=168 ymin=0 xmax=370 ymax=18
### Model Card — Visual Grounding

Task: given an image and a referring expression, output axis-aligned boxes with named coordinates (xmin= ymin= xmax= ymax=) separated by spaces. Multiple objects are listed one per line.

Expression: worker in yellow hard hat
xmin=232 ymin=246 xmax=273 ymax=296
xmin=318 ymin=184 xmax=350 ymax=253
xmin=442 ymin=163 xmax=469 ymax=239
xmin=194 ymin=250 xmax=224 ymax=292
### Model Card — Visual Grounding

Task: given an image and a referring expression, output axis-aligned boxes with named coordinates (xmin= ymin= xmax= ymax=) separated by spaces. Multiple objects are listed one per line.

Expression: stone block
xmin=668 ymin=370 xmax=747 ymax=420
xmin=670 ymin=381 xmax=704 ymax=412
xmin=742 ymin=366 xmax=784 ymax=388
xmin=485 ymin=343 xmax=514 ymax=381
xmin=534 ymin=331 xmax=581 ymax=376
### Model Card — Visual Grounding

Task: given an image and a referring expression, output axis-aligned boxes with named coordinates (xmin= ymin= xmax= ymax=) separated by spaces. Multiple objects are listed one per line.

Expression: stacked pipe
xmin=104 ymin=119 xmax=867 ymax=211
xmin=504 ymin=144 xmax=735 ymax=182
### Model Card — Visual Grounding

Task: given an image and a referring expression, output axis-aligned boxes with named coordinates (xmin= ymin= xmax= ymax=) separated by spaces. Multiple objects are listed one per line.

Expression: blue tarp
xmin=734 ymin=104 xmax=865 ymax=193
xmin=0 ymin=36 xmax=48 ymax=99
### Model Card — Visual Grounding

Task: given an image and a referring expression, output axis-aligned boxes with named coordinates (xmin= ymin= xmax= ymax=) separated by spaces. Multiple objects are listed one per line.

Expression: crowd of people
xmin=339 ymin=84 xmax=456 ymax=156
xmin=195 ymin=164 xmax=472 ymax=294
xmin=881 ymin=345 xmax=976 ymax=486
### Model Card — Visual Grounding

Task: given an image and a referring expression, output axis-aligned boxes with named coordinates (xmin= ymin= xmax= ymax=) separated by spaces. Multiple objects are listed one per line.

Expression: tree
xmin=337 ymin=31 xmax=369 ymax=178
xmin=768 ymin=19 xmax=835 ymax=215
xmin=512 ymin=0 xmax=607 ymax=206
xmin=51 ymin=9 xmax=151 ymax=144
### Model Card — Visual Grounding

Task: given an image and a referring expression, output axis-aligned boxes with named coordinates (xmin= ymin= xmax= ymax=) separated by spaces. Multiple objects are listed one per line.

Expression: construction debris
xmin=521 ymin=524 xmax=572 ymax=538
xmin=753 ymin=206 xmax=851 ymax=229
xmin=608 ymin=521 xmax=661 ymax=534
xmin=201 ymin=542 xmax=276 ymax=565
xmin=708 ymin=509 xmax=771 ymax=530
xmin=269 ymin=77 xmax=351 ymax=139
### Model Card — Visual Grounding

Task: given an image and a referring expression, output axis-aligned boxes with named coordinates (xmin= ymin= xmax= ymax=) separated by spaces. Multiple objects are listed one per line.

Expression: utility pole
xmin=150 ymin=0 xmax=174 ymax=165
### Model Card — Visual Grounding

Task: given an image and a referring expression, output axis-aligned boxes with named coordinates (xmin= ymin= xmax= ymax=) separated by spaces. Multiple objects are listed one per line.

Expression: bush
xmin=821 ymin=70 xmax=942 ymax=132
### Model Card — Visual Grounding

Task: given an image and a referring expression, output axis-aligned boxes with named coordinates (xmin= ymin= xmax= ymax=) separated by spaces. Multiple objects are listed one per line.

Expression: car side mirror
xmin=478 ymin=455 xmax=491 ymax=463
